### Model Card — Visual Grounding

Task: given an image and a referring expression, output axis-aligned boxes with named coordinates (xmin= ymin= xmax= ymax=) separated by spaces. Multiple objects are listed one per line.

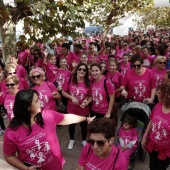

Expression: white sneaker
xmin=68 ymin=140 xmax=75 ymax=150
xmin=0 ymin=129 xmax=5 ymax=136
xmin=82 ymin=140 xmax=87 ymax=146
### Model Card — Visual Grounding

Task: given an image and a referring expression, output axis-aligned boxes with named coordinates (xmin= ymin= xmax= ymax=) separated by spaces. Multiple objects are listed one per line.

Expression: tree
xmin=0 ymin=0 xmax=153 ymax=61
xmin=135 ymin=7 xmax=170 ymax=29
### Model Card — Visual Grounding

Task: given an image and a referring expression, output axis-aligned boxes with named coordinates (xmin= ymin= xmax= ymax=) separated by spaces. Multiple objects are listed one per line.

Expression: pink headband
xmin=30 ymin=67 xmax=44 ymax=76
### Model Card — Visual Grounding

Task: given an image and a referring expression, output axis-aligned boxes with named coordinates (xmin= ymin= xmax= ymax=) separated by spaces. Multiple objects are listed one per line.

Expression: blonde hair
xmin=4 ymin=64 xmax=16 ymax=76
xmin=154 ymin=56 xmax=167 ymax=64
xmin=5 ymin=74 xmax=19 ymax=84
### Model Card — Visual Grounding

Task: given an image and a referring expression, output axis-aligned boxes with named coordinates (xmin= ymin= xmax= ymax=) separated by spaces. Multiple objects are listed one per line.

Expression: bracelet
xmin=143 ymin=133 xmax=148 ymax=138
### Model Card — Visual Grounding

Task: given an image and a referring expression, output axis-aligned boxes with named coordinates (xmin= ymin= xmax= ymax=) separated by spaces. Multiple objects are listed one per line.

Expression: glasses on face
xmin=8 ymin=71 xmax=16 ymax=75
xmin=159 ymin=62 xmax=166 ymax=65
xmin=132 ymin=64 xmax=141 ymax=68
xmin=31 ymin=75 xmax=41 ymax=80
xmin=78 ymin=68 xmax=87 ymax=72
xmin=6 ymin=83 xmax=16 ymax=87
xmin=122 ymin=44 xmax=127 ymax=47
xmin=87 ymin=139 xmax=108 ymax=147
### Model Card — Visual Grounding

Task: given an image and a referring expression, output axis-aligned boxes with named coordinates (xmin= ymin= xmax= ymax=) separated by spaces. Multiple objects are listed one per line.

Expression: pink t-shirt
xmin=19 ymin=78 xmax=30 ymax=90
xmin=106 ymin=72 xmax=122 ymax=98
xmin=3 ymin=110 xmax=65 ymax=170
xmin=100 ymin=54 xmax=109 ymax=62
xmin=120 ymin=63 xmax=131 ymax=77
xmin=79 ymin=144 xmax=128 ymax=170
xmin=90 ymin=76 xmax=115 ymax=114
xmin=0 ymin=81 xmax=7 ymax=92
xmin=60 ymin=51 xmax=77 ymax=71
xmin=117 ymin=49 xmax=130 ymax=58
xmin=32 ymin=81 xmax=58 ymax=111
xmin=63 ymin=78 xmax=90 ymax=116
xmin=118 ymin=127 xmax=138 ymax=148
xmin=55 ymin=69 xmax=71 ymax=87
xmin=0 ymin=92 xmax=15 ymax=121
xmin=122 ymin=68 xmax=156 ymax=102
xmin=151 ymin=68 xmax=166 ymax=88
xmin=45 ymin=63 xmax=58 ymax=82
xmin=142 ymin=55 xmax=154 ymax=69
xmin=18 ymin=51 xmax=28 ymax=67
xmin=16 ymin=65 xmax=27 ymax=79
xmin=28 ymin=54 xmax=34 ymax=65
xmin=150 ymin=103 xmax=170 ymax=157
xmin=35 ymin=58 xmax=44 ymax=69
xmin=88 ymin=54 xmax=100 ymax=63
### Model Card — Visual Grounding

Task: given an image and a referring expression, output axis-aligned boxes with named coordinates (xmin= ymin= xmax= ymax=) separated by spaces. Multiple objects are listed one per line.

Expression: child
xmin=120 ymin=53 xmax=131 ymax=77
xmin=118 ymin=116 xmax=138 ymax=164
xmin=44 ymin=53 xmax=58 ymax=83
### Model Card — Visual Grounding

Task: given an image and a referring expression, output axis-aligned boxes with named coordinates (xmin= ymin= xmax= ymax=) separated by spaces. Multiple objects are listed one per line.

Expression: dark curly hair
xmin=87 ymin=118 xmax=115 ymax=139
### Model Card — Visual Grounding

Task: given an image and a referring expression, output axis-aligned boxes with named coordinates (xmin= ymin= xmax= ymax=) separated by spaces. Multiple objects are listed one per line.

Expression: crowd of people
xmin=0 ymin=28 xmax=170 ymax=170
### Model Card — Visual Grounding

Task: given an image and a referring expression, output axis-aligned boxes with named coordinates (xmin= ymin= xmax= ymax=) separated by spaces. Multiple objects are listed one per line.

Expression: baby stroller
xmin=121 ymin=100 xmax=151 ymax=170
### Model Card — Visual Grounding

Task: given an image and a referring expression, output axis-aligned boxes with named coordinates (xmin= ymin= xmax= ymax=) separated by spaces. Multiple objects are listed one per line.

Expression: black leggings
xmin=69 ymin=121 xmax=87 ymax=140
xmin=149 ymin=151 xmax=170 ymax=170
xmin=0 ymin=105 xmax=6 ymax=130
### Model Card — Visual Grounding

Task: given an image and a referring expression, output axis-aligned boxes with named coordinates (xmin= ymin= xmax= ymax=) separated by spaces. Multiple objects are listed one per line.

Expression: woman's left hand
xmin=80 ymin=99 xmax=88 ymax=108
xmin=144 ymin=98 xmax=153 ymax=104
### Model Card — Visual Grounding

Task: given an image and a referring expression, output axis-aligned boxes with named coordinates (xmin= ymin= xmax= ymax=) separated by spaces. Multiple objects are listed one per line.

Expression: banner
xmin=154 ymin=0 xmax=170 ymax=7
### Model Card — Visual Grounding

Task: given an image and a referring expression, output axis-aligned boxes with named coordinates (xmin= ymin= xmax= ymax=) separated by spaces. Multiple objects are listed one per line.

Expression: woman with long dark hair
xmin=3 ymin=89 xmax=94 ymax=170
xmin=61 ymin=63 xmax=90 ymax=149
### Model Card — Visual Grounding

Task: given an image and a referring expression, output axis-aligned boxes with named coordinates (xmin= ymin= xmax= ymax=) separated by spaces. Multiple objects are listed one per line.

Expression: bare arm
xmin=105 ymin=94 xmax=115 ymax=118
xmin=58 ymin=114 xmax=94 ymax=125
xmin=4 ymin=154 xmax=39 ymax=170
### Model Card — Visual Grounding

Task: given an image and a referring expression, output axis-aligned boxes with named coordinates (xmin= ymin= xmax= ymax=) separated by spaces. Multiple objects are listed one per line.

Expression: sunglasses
xmin=34 ymin=53 xmax=39 ymax=55
xmin=87 ymin=139 xmax=108 ymax=147
xmin=132 ymin=64 xmax=141 ymax=68
xmin=78 ymin=68 xmax=87 ymax=72
xmin=8 ymin=72 xmax=16 ymax=75
xmin=122 ymin=44 xmax=127 ymax=46
xmin=31 ymin=75 xmax=41 ymax=79
xmin=6 ymin=83 xmax=16 ymax=87
xmin=159 ymin=62 xmax=166 ymax=65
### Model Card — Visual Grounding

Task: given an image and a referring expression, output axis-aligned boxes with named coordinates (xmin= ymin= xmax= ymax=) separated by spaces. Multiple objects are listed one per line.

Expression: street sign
xmin=154 ymin=0 xmax=170 ymax=7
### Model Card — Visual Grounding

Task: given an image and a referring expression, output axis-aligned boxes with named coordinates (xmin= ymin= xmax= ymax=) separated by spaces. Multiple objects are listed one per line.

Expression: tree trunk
xmin=0 ymin=21 xmax=16 ymax=63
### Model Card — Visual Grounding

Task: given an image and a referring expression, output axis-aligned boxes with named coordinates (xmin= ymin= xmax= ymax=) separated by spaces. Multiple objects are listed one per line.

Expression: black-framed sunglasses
xmin=159 ymin=62 xmax=166 ymax=65
xmin=87 ymin=139 xmax=108 ymax=147
xmin=31 ymin=75 xmax=41 ymax=80
xmin=8 ymin=71 xmax=16 ymax=75
xmin=6 ymin=83 xmax=16 ymax=87
xmin=78 ymin=68 xmax=87 ymax=72
xmin=132 ymin=64 xmax=141 ymax=68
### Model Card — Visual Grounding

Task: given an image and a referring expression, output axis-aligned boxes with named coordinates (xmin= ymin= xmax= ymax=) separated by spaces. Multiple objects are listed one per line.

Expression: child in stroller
xmin=120 ymin=101 xmax=151 ymax=169
xmin=117 ymin=116 xmax=138 ymax=165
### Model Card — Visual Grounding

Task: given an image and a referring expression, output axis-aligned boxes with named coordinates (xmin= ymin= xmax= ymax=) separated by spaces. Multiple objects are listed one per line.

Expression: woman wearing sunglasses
xmin=0 ymin=75 xmax=19 ymax=121
xmin=61 ymin=63 xmax=90 ymax=149
xmin=121 ymin=55 xmax=156 ymax=104
xmin=77 ymin=118 xmax=128 ymax=170
xmin=151 ymin=56 xmax=167 ymax=88
xmin=3 ymin=89 xmax=94 ymax=170
xmin=4 ymin=64 xmax=29 ymax=90
xmin=30 ymin=67 xmax=60 ymax=111
xmin=33 ymin=49 xmax=44 ymax=69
